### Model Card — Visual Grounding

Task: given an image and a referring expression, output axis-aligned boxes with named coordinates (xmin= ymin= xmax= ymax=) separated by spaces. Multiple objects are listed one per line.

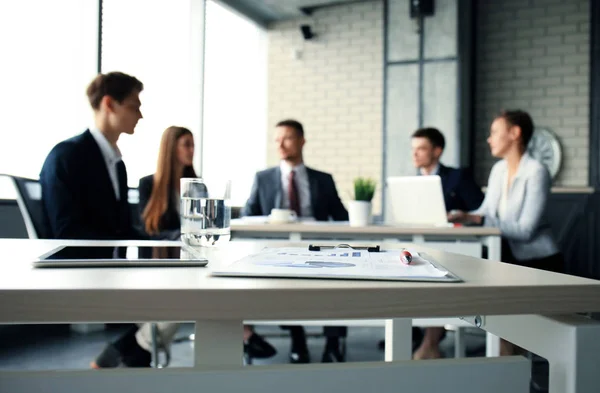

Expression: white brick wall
xmin=474 ymin=0 xmax=590 ymax=186
xmin=267 ymin=1 xmax=384 ymax=212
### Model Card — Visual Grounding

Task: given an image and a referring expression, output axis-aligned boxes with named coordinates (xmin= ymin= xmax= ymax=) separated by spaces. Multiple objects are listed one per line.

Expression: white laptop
xmin=385 ymin=176 xmax=448 ymax=226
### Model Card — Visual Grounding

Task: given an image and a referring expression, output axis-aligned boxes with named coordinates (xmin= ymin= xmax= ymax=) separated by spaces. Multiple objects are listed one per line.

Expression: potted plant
xmin=348 ymin=177 xmax=376 ymax=227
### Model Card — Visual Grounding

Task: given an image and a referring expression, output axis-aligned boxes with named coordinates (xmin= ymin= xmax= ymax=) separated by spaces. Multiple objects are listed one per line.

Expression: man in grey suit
xmin=243 ymin=120 xmax=348 ymax=221
xmin=243 ymin=119 xmax=348 ymax=363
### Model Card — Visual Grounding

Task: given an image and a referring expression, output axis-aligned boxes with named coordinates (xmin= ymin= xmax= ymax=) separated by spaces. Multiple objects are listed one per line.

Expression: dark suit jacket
xmin=40 ymin=130 xmax=137 ymax=241
xmin=437 ymin=164 xmax=484 ymax=212
xmin=242 ymin=166 xmax=348 ymax=221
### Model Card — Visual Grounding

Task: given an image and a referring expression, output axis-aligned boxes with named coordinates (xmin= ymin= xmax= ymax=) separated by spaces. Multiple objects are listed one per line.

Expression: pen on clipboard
xmin=400 ymin=250 xmax=412 ymax=265
xmin=308 ymin=244 xmax=380 ymax=252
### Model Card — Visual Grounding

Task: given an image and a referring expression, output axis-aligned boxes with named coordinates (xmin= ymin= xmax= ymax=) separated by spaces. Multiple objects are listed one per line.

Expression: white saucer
xmin=267 ymin=215 xmax=297 ymax=224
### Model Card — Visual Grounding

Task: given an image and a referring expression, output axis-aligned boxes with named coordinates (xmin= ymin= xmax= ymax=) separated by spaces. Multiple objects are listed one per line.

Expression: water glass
xmin=180 ymin=178 xmax=231 ymax=248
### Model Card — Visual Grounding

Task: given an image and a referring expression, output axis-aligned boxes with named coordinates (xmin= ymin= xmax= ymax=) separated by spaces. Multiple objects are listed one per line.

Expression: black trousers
xmin=502 ymin=239 xmax=565 ymax=274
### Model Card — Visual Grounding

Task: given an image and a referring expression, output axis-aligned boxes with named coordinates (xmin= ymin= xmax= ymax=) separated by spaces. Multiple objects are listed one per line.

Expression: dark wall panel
xmin=546 ymin=193 xmax=600 ymax=279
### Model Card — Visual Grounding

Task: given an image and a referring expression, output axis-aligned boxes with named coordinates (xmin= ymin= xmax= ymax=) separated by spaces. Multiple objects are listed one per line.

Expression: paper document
xmin=212 ymin=247 xmax=461 ymax=282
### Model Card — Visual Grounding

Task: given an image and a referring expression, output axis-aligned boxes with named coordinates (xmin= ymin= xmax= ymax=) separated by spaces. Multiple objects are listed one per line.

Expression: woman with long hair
xmin=139 ymin=126 xmax=197 ymax=238
xmin=91 ymin=127 xmax=274 ymax=368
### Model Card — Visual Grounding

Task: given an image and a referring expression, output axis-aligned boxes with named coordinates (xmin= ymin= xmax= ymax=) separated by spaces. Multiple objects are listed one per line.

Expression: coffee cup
xmin=269 ymin=208 xmax=297 ymax=223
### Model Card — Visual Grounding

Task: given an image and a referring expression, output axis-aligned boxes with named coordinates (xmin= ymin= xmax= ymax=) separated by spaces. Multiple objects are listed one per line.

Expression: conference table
xmin=230 ymin=218 xmax=502 ymax=260
xmin=231 ymin=218 xmax=504 ymax=355
xmin=1 ymin=238 xmax=600 ymax=393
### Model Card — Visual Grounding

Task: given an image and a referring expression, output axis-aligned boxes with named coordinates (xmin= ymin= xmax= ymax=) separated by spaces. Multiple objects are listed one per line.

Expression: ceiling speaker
xmin=300 ymin=24 xmax=315 ymax=40
xmin=410 ymin=0 xmax=434 ymax=18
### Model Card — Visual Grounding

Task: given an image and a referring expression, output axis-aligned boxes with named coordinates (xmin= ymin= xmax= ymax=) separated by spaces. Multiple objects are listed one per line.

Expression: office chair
xmin=11 ymin=176 xmax=50 ymax=239
xmin=10 ymin=176 xmax=169 ymax=368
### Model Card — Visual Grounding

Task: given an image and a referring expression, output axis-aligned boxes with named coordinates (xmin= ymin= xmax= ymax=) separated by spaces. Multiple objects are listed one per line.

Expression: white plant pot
xmin=348 ymin=200 xmax=372 ymax=227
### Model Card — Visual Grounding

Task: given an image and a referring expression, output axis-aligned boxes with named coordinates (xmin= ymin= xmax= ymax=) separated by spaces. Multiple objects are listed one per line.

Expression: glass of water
xmin=180 ymin=178 xmax=231 ymax=248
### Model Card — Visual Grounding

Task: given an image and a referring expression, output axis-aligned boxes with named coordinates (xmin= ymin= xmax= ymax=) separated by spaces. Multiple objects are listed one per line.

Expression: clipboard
xmin=212 ymin=245 xmax=463 ymax=283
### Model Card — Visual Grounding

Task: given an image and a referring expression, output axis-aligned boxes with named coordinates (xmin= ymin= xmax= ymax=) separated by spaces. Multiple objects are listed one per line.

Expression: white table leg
xmin=485 ymin=235 xmax=501 ymax=261
xmin=194 ymin=320 xmax=242 ymax=368
xmin=483 ymin=314 xmax=600 ymax=393
xmin=412 ymin=235 xmax=425 ymax=244
xmin=484 ymin=235 xmax=502 ymax=357
xmin=384 ymin=318 xmax=412 ymax=361
xmin=486 ymin=331 xmax=501 ymax=357
xmin=289 ymin=232 xmax=301 ymax=241
xmin=454 ymin=327 xmax=466 ymax=358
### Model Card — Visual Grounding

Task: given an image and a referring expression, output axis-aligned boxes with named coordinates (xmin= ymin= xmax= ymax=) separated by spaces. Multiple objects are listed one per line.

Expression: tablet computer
xmin=34 ymin=245 xmax=208 ymax=268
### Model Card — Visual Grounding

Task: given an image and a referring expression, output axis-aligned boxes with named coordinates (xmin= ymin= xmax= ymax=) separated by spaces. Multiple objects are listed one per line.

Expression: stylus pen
xmin=401 ymin=250 xmax=412 ymax=265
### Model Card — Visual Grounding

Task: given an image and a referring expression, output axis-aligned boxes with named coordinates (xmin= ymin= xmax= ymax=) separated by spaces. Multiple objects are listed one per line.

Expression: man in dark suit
xmin=40 ymin=72 xmax=144 ymax=243
xmin=411 ymin=127 xmax=484 ymax=212
xmin=243 ymin=119 xmax=348 ymax=363
xmin=40 ymin=72 xmax=155 ymax=368
xmin=411 ymin=127 xmax=484 ymax=359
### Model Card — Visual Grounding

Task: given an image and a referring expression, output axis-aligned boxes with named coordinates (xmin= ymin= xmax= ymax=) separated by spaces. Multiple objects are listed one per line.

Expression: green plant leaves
xmin=354 ymin=177 xmax=376 ymax=201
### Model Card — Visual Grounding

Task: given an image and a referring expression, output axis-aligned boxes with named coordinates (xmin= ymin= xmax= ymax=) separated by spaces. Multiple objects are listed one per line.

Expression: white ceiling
xmin=218 ymin=0 xmax=370 ymax=26
xmin=258 ymin=0 xmax=362 ymax=17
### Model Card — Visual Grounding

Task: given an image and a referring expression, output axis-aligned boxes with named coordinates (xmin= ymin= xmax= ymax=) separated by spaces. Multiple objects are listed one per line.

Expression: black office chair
xmin=10 ymin=176 xmax=169 ymax=368
xmin=10 ymin=176 xmax=51 ymax=239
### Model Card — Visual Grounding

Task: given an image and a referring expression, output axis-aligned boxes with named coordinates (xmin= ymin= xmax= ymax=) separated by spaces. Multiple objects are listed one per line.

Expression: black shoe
xmin=244 ymin=333 xmax=277 ymax=359
xmin=322 ymin=347 xmax=345 ymax=363
xmin=289 ymin=350 xmax=310 ymax=363
xmin=121 ymin=340 xmax=152 ymax=368
xmin=92 ymin=343 xmax=123 ymax=368
xmin=93 ymin=327 xmax=151 ymax=368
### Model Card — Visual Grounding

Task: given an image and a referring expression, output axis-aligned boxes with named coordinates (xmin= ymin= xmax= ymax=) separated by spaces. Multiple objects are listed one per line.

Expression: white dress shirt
xmin=280 ymin=161 xmax=313 ymax=217
xmin=419 ymin=163 xmax=439 ymax=176
xmin=90 ymin=128 xmax=123 ymax=200
xmin=498 ymin=171 xmax=509 ymax=220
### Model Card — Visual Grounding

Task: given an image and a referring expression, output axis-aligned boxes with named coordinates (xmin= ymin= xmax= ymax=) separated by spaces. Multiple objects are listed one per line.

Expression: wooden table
xmin=1 ymin=239 xmax=599 ymax=393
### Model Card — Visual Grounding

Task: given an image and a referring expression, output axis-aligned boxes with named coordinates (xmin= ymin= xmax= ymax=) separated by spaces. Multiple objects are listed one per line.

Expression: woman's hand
xmin=447 ymin=210 xmax=466 ymax=222
xmin=447 ymin=211 xmax=483 ymax=225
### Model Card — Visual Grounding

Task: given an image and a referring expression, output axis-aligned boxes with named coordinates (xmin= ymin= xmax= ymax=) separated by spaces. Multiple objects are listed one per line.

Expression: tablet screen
xmin=35 ymin=246 xmax=207 ymax=267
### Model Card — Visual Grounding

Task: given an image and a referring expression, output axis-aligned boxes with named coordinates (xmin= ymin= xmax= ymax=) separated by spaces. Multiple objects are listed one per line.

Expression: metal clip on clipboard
xmin=308 ymin=244 xmax=380 ymax=252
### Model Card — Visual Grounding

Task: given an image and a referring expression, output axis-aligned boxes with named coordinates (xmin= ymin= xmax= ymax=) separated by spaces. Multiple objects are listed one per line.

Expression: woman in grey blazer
xmin=450 ymin=110 xmax=563 ymax=271
xmin=450 ymin=110 xmax=564 ymax=355
xmin=419 ymin=110 xmax=563 ymax=359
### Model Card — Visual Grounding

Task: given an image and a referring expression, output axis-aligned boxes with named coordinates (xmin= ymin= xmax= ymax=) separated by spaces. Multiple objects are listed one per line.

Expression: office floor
xmin=0 ymin=323 xmax=547 ymax=392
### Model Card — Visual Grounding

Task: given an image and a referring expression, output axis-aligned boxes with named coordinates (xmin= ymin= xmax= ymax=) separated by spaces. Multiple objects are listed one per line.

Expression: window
xmin=101 ymin=0 xmax=196 ymax=187
xmin=0 ymin=0 xmax=267 ymax=207
xmin=0 ymin=0 xmax=98 ymax=197
xmin=202 ymin=0 xmax=267 ymax=206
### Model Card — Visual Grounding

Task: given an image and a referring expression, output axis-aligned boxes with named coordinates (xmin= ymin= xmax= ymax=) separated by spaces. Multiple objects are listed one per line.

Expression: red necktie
xmin=288 ymin=170 xmax=301 ymax=217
